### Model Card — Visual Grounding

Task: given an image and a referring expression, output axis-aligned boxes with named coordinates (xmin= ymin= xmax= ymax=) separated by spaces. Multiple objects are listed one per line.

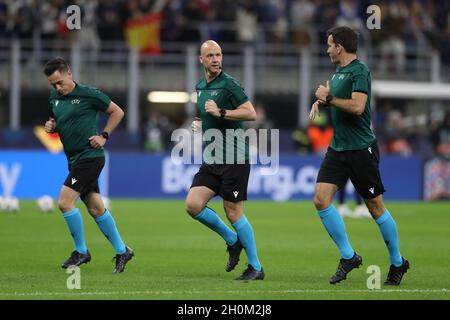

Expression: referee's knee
xmin=185 ymin=201 xmax=203 ymax=218
xmin=313 ymin=193 xmax=331 ymax=211
xmin=58 ymin=198 xmax=75 ymax=213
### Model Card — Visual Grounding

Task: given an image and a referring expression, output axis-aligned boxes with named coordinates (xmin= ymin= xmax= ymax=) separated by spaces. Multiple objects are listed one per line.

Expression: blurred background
xmin=0 ymin=0 xmax=449 ymax=203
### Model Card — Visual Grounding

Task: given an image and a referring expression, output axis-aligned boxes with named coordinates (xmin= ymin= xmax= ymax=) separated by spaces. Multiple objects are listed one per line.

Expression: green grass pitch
xmin=0 ymin=200 xmax=449 ymax=300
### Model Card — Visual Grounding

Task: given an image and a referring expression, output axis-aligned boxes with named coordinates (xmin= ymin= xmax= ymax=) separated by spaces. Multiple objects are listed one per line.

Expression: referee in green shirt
xmin=185 ymin=40 xmax=264 ymax=280
xmin=310 ymin=26 xmax=409 ymax=285
xmin=43 ymin=57 xmax=134 ymax=273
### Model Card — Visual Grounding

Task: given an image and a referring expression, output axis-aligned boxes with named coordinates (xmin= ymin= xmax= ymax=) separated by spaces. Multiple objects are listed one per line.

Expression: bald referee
xmin=185 ymin=40 xmax=264 ymax=281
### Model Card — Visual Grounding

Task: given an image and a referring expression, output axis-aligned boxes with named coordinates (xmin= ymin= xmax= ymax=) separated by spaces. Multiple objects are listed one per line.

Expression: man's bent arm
xmin=328 ymin=92 xmax=367 ymax=116
xmin=223 ymin=101 xmax=257 ymax=121
xmin=102 ymin=102 xmax=125 ymax=134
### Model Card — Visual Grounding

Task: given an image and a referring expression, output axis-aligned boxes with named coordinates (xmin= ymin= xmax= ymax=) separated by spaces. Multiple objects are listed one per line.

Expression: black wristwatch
xmin=101 ymin=131 xmax=109 ymax=140
xmin=219 ymin=108 xmax=227 ymax=118
xmin=326 ymin=94 xmax=334 ymax=105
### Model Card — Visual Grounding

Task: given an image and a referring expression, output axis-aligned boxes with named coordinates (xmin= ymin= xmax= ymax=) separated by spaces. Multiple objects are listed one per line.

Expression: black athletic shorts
xmin=316 ymin=140 xmax=386 ymax=199
xmin=190 ymin=163 xmax=251 ymax=202
xmin=64 ymin=157 xmax=105 ymax=200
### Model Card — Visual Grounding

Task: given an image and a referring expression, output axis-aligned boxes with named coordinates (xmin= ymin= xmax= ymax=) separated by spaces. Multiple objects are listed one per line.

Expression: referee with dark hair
xmin=310 ymin=26 xmax=410 ymax=285
xmin=43 ymin=57 xmax=134 ymax=273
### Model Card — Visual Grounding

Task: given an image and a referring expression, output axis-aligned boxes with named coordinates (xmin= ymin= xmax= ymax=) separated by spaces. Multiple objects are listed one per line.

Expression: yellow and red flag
xmin=33 ymin=126 xmax=64 ymax=154
xmin=124 ymin=13 xmax=162 ymax=55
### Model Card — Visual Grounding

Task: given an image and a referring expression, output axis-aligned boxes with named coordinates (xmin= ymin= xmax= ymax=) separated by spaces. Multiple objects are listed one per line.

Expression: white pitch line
xmin=0 ymin=289 xmax=448 ymax=297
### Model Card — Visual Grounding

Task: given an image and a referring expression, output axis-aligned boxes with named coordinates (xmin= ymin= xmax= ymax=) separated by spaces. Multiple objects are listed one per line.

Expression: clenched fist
xmin=89 ymin=135 xmax=106 ymax=149
xmin=205 ymin=99 xmax=220 ymax=117
xmin=44 ymin=118 xmax=56 ymax=133
xmin=191 ymin=117 xmax=202 ymax=133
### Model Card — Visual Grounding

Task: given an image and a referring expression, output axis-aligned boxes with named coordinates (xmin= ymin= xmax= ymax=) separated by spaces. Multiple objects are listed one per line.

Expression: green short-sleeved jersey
xmin=329 ymin=59 xmax=375 ymax=151
xmin=196 ymin=71 xmax=250 ymax=164
xmin=49 ymin=82 xmax=111 ymax=165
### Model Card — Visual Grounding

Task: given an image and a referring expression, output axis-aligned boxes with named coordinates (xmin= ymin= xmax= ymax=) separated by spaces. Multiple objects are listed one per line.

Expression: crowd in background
xmin=1 ymin=0 xmax=450 ymax=63
xmin=1 ymin=0 xmax=450 ymax=159
xmin=142 ymin=100 xmax=450 ymax=161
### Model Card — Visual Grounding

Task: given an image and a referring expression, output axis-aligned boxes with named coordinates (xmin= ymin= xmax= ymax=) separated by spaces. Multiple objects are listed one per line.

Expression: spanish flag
xmin=124 ymin=13 xmax=162 ymax=55
xmin=33 ymin=126 xmax=64 ymax=154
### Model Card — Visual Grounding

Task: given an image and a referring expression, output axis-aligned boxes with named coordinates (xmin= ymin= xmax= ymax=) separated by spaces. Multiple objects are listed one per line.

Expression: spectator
xmin=0 ymin=0 xmax=8 ymax=38
xmin=378 ymin=0 xmax=409 ymax=74
xmin=160 ymin=0 xmax=183 ymax=42
xmin=307 ymin=113 xmax=333 ymax=155
xmin=439 ymin=2 xmax=450 ymax=67
xmin=40 ymin=0 xmax=63 ymax=40
xmin=257 ymin=0 xmax=285 ymax=43
xmin=73 ymin=0 xmax=101 ymax=57
xmin=143 ymin=110 xmax=175 ymax=152
xmin=236 ymin=0 xmax=258 ymax=45
xmin=178 ymin=0 xmax=204 ymax=42
xmin=335 ymin=0 xmax=364 ymax=32
xmin=213 ymin=0 xmax=237 ymax=42
xmin=124 ymin=0 xmax=146 ymax=21
xmin=96 ymin=0 xmax=123 ymax=41
xmin=144 ymin=111 xmax=164 ymax=152
xmin=292 ymin=127 xmax=311 ymax=154
xmin=430 ymin=112 xmax=450 ymax=157
xmin=384 ymin=109 xmax=412 ymax=156
xmin=410 ymin=0 xmax=435 ymax=43
xmin=289 ymin=0 xmax=316 ymax=48
xmin=314 ymin=0 xmax=339 ymax=38
xmin=201 ymin=5 xmax=221 ymax=41
xmin=15 ymin=0 xmax=37 ymax=40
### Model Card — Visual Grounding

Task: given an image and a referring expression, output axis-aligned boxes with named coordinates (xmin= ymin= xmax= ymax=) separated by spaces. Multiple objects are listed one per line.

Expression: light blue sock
xmin=194 ymin=207 xmax=237 ymax=246
xmin=232 ymin=215 xmax=262 ymax=271
xmin=63 ymin=208 xmax=87 ymax=254
xmin=318 ymin=204 xmax=354 ymax=259
xmin=375 ymin=209 xmax=403 ymax=267
xmin=95 ymin=210 xmax=126 ymax=254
